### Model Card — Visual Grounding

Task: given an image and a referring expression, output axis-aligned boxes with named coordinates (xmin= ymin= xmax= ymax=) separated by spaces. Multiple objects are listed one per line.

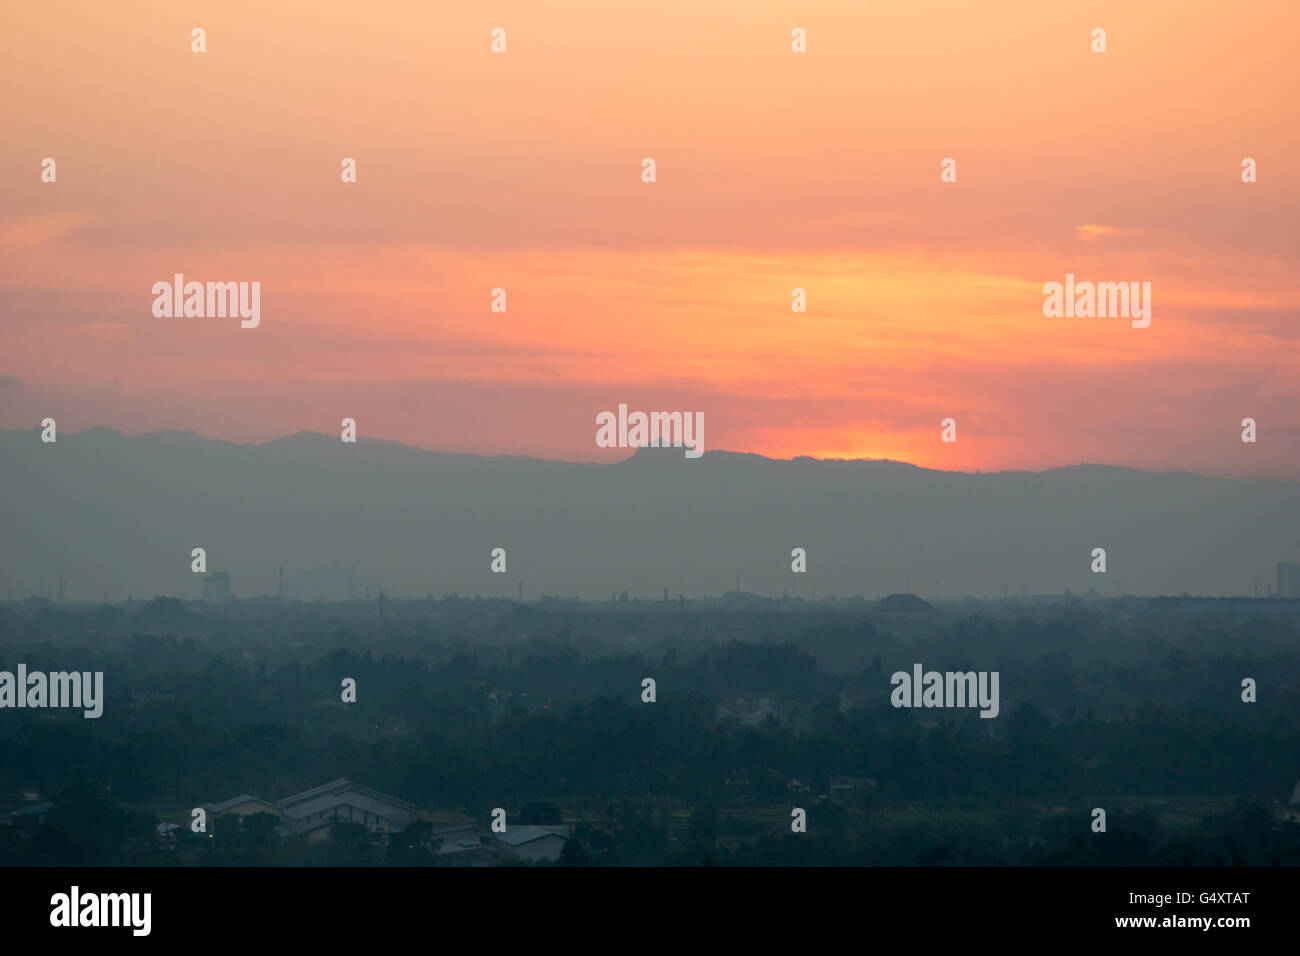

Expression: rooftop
xmin=493 ymin=825 xmax=568 ymax=847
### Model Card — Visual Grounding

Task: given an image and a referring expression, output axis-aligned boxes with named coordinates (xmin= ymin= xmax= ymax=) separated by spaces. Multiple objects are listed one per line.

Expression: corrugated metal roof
xmin=493 ymin=825 xmax=568 ymax=846
xmin=281 ymin=789 xmax=418 ymax=822
xmin=205 ymin=794 xmax=279 ymax=814
xmin=278 ymin=778 xmax=417 ymax=813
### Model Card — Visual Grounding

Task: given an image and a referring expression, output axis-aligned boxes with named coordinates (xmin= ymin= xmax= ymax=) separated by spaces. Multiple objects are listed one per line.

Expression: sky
xmin=2 ymin=0 xmax=1297 ymax=478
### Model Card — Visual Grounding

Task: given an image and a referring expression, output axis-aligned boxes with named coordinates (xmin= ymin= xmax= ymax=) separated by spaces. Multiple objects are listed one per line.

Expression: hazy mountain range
xmin=2 ymin=428 xmax=1297 ymax=601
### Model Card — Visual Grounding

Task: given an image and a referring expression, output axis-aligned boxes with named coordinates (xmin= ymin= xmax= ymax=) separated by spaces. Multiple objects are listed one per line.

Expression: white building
xmin=202 ymin=572 xmax=231 ymax=602
xmin=491 ymin=824 xmax=570 ymax=862
xmin=1278 ymin=563 xmax=1300 ymax=599
xmin=277 ymin=779 xmax=419 ymax=840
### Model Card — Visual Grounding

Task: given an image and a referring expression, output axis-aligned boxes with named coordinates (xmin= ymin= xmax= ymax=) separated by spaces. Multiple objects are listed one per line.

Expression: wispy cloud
xmin=1075 ymin=224 xmax=1144 ymax=242
xmin=0 ymin=212 xmax=92 ymax=247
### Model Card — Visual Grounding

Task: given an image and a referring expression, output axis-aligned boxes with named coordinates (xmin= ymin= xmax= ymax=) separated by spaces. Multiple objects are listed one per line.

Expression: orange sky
xmin=2 ymin=0 xmax=1297 ymax=477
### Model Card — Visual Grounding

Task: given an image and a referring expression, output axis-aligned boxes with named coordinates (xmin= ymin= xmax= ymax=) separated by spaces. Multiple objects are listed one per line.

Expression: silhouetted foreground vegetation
xmin=2 ymin=593 xmax=1297 ymax=865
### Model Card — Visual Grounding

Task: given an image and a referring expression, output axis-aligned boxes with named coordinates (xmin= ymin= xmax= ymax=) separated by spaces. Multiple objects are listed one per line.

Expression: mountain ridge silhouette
xmin=2 ymin=428 xmax=1295 ymax=601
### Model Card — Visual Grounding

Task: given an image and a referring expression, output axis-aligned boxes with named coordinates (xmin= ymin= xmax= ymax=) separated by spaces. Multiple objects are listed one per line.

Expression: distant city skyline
xmin=3 ymin=427 xmax=1297 ymax=604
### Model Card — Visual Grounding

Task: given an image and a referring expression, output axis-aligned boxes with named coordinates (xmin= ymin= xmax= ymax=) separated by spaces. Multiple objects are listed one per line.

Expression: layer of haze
xmin=1 ymin=1 xmax=1297 ymax=477
xmin=4 ymin=429 xmax=1298 ymax=602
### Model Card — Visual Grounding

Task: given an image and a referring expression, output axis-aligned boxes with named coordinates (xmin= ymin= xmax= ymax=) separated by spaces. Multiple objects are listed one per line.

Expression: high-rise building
xmin=203 ymin=571 xmax=231 ymax=603
xmin=1278 ymin=563 xmax=1300 ymax=599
